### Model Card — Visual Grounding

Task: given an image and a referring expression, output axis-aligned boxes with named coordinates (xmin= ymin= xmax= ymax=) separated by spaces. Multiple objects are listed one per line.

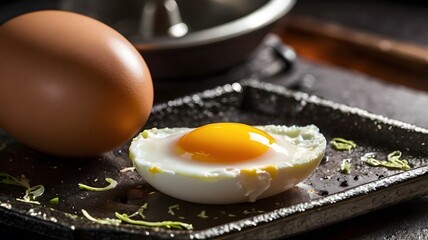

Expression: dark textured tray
xmin=0 ymin=80 xmax=427 ymax=240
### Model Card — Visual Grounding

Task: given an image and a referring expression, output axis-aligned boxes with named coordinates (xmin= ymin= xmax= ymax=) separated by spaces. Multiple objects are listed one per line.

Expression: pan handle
xmin=265 ymin=34 xmax=297 ymax=71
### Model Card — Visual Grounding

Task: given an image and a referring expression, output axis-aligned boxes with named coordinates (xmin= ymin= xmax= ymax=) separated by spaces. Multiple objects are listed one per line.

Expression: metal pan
xmin=60 ymin=0 xmax=296 ymax=80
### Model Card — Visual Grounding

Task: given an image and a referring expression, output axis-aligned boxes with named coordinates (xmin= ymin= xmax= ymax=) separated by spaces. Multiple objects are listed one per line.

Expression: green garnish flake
xmin=50 ymin=197 xmax=59 ymax=204
xmin=365 ymin=151 xmax=411 ymax=170
xmin=0 ymin=173 xmax=44 ymax=204
xmin=81 ymin=209 xmax=121 ymax=226
xmin=0 ymin=173 xmax=30 ymax=188
xmin=330 ymin=138 xmax=357 ymax=151
xmin=82 ymin=203 xmax=193 ymax=230
xmin=26 ymin=184 xmax=45 ymax=200
xmin=128 ymin=203 xmax=148 ymax=219
xmin=115 ymin=212 xmax=193 ymax=230
xmin=64 ymin=212 xmax=79 ymax=220
xmin=78 ymin=178 xmax=117 ymax=191
xmin=168 ymin=204 xmax=180 ymax=216
xmin=197 ymin=210 xmax=209 ymax=219
xmin=340 ymin=159 xmax=351 ymax=174
xmin=142 ymin=130 xmax=150 ymax=138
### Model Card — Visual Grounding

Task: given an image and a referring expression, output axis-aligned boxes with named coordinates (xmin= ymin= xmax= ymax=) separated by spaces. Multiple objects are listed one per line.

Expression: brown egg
xmin=0 ymin=10 xmax=153 ymax=157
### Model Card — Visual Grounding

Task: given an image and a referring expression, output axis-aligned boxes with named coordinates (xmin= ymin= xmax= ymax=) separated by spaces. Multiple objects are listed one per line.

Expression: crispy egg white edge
xmin=128 ymin=125 xmax=326 ymax=204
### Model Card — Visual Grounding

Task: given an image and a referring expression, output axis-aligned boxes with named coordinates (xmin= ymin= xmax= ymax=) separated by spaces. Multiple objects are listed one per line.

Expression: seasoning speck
xmin=318 ymin=190 xmax=329 ymax=196
xmin=340 ymin=180 xmax=349 ymax=187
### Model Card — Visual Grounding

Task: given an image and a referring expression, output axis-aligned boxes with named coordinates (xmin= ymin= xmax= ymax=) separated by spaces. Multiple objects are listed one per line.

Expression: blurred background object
xmin=0 ymin=0 xmax=296 ymax=80
xmin=277 ymin=0 xmax=428 ymax=92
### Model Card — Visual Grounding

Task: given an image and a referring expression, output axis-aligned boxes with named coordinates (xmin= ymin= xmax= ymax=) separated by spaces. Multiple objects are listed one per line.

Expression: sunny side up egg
xmin=129 ymin=123 xmax=326 ymax=204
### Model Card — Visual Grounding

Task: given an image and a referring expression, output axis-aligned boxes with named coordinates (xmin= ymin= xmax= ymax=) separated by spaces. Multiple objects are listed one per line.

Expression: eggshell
xmin=0 ymin=10 xmax=153 ymax=157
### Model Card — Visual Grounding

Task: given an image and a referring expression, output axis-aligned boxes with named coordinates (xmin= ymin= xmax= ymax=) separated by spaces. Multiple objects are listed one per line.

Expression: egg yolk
xmin=177 ymin=123 xmax=276 ymax=163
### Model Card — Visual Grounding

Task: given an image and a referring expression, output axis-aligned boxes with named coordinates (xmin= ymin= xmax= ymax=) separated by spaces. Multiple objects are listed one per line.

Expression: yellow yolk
xmin=177 ymin=123 xmax=276 ymax=163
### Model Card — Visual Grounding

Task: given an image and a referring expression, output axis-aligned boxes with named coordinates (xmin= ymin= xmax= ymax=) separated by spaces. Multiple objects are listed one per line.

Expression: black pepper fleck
xmin=318 ymin=190 xmax=329 ymax=196
xmin=340 ymin=180 xmax=349 ymax=187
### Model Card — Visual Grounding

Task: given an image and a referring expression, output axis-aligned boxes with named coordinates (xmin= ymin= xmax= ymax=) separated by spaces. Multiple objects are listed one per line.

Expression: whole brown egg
xmin=0 ymin=10 xmax=154 ymax=157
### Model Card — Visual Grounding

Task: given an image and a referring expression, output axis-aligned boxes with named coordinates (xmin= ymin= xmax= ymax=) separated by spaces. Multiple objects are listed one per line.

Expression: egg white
xmin=129 ymin=125 xmax=326 ymax=204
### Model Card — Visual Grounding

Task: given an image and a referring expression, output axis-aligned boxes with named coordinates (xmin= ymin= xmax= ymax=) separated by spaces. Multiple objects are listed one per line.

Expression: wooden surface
xmin=274 ymin=15 xmax=428 ymax=93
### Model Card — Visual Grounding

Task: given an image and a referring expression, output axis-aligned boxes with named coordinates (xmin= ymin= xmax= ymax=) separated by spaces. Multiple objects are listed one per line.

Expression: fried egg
xmin=129 ymin=123 xmax=326 ymax=204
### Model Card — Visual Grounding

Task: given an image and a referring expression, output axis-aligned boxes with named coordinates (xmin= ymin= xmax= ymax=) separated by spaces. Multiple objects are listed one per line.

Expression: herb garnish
xmin=340 ymin=159 xmax=351 ymax=174
xmin=330 ymin=138 xmax=357 ymax=151
xmin=50 ymin=197 xmax=59 ymax=204
xmin=128 ymin=203 xmax=148 ymax=219
xmin=364 ymin=151 xmax=411 ymax=170
xmin=115 ymin=212 xmax=193 ymax=230
xmin=78 ymin=178 xmax=117 ymax=191
xmin=168 ymin=204 xmax=180 ymax=216
xmin=0 ymin=173 xmax=44 ymax=204
xmin=119 ymin=167 xmax=135 ymax=173
xmin=197 ymin=210 xmax=209 ymax=219
xmin=81 ymin=209 xmax=121 ymax=226
xmin=81 ymin=204 xmax=193 ymax=230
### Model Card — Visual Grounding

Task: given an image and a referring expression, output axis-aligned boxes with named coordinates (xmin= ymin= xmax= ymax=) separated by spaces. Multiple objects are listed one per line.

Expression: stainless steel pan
xmin=61 ymin=0 xmax=296 ymax=79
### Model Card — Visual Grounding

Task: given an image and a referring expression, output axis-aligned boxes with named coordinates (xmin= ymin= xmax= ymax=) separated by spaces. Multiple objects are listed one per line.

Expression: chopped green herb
xmin=81 ymin=209 xmax=121 ymax=226
xmin=388 ymin=151 xmax=404 ymax=161
xmin=128 ymin=203 xmax=148 ymax=219
xmin=78 ymin=178 xmax=117 ymax=191
xmin=364 ymin=151 xmax=411 ymax=170
xmin=64 ymin=212 xmax=79 ymax=219
xmin=50 ymin=197 xmax=59 ymax=204
xmin=15 ymin=198 xmax=40 ymax=205
xmin=0 ymin=173 xmax=44 ymax=204
xmin=119 ymin=167 xmax=135 ymax=173
xmin=197 ymin=210 xmax=209 ymax=219
xmin=330 ymin=138 xmax=357 ymax=151
xmin=168 ymin=204 xmax=180 ymax=216
xmin=340 ymin=159 xmax=351 ymax=174
xmin=115 ymin=212 xmax=193 ymax=230
xmin=365 ymin=158 xmax=381 ymax=166
xmin=0 ymin=173 xmax=30 ymax=188
xmin=26 ymin=185 xmax=45 ymax=200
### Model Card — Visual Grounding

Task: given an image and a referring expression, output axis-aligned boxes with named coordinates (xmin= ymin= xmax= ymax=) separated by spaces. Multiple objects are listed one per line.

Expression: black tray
xmin=0 ymin=80 xmax=427 ymax=239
